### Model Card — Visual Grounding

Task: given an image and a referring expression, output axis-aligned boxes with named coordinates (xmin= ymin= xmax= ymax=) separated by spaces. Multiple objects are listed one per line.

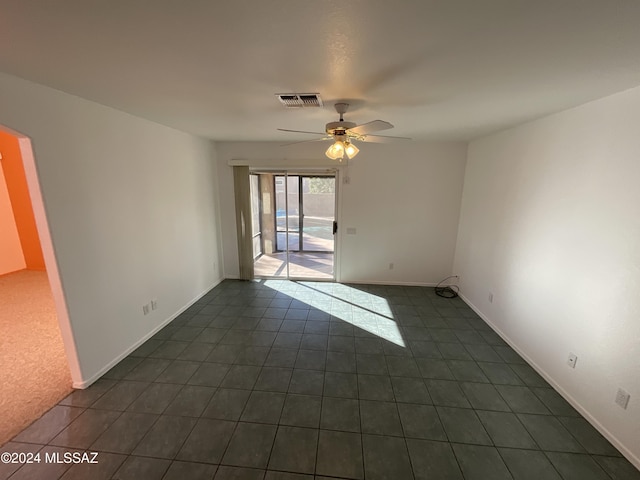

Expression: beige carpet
xmin=0 ymin=269 xmax=72 ymax=445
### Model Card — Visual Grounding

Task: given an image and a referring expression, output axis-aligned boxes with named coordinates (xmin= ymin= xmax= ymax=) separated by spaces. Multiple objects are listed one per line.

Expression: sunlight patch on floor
xmin=263 ymin=280 xmax=405 ymax=347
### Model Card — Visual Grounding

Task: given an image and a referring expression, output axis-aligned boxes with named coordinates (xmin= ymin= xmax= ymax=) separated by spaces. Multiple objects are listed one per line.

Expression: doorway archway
xmin=0 ymin=125 xmax=80 ymax=445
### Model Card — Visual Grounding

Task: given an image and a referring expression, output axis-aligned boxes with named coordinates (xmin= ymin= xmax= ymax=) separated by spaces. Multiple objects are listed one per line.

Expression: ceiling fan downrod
xmin=334 ymin=102 xmax=349 ymax=122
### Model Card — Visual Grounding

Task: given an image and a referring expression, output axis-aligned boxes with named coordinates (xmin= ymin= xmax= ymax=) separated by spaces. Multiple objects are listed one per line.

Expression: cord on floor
xmin=435 ymin=275 xmax=459 ymax=298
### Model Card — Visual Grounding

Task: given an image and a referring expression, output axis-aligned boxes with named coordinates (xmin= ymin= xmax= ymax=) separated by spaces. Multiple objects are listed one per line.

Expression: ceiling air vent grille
xmin=276 ymin=93 xmax=323 ymax=108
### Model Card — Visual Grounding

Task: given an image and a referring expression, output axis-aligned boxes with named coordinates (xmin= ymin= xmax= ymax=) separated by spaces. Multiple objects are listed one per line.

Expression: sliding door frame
xmin=251 ymin=168 xmax=339 ymax=281
xmin=274 ymin=174 xmax=336 ymax=254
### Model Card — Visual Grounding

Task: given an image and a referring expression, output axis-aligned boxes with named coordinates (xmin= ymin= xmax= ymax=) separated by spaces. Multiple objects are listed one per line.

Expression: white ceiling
xmin=2 ymin=1 xmax=640 ymax=142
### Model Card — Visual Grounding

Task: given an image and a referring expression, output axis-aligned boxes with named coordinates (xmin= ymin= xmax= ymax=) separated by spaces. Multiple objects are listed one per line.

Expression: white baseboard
xmin=73 ymin=277 xmax=224 ymax=389
xmin=245 ymin=275 xmax=441 ymax=287
xmin=459 ymin=292 xmax=640 ymax=471
xmin=301 ymin=278 xmax=439 ymax=287
xmin=344 ymin=280 xmax=438 ymax=287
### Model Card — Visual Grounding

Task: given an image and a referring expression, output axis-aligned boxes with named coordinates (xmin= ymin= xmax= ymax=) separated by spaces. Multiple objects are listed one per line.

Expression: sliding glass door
xmin=252 ymin=171 xmax=336 ymax=280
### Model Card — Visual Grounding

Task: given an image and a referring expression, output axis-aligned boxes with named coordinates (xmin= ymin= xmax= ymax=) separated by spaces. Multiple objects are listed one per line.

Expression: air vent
xmin=276 ymin=93 xmax=323 ymax=108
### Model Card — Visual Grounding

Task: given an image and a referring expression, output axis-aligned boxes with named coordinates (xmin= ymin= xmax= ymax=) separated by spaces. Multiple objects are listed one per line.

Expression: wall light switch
xmin=615 ymin=388 xmax=630 ymax=409
xmin=567 ymin=353 xmax=578 ymax=368
xmin=142 ymin=304 xmax=150 ymax=315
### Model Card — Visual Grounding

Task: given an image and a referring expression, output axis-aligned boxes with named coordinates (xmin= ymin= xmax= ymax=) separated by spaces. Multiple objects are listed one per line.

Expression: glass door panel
xmin=249 ymin=174 xmax=262 ymax=259
xmin=302 ymin=176 xmax=335 ymax=252
xmin=275 ymin=175 xmax=300 ymax=252
xmin=286 ymin=175 xmax=300 ymax=252
xmin=274 ymin=175 xmax=286 ymax=252
xmin=253 ymin=173 xmax=287 ymax=278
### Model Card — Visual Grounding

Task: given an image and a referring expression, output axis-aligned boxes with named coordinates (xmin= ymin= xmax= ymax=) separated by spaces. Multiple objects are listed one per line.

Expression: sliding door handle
xmin=333 ymin=221 xmax=338 ymax=235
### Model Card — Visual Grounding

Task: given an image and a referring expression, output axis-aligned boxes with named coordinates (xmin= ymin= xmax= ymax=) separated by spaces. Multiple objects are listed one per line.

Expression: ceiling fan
xmin=278 ymin=102 xmax=410 ymax=160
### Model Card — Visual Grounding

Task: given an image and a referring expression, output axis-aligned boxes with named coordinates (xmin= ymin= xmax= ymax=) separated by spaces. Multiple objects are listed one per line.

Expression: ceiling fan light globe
xmin=345 ymin=142 xmax=359 ymax=159
xmin=325 ymin=141 xmax=345 ymax=160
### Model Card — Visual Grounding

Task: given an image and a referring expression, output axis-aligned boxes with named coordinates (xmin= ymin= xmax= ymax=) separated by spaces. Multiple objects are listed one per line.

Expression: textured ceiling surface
xmin=2 ymin=1 xmax=640 ymax=141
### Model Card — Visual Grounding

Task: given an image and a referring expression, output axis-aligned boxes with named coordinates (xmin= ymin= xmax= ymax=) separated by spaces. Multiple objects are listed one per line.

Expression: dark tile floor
xmin=2 ymin=279 xmax=639 ymax=480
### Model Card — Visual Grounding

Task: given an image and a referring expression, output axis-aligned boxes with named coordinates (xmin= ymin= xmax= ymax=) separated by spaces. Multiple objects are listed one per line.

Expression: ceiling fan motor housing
xmin=325 ymin=120 xmax=356 ymax=135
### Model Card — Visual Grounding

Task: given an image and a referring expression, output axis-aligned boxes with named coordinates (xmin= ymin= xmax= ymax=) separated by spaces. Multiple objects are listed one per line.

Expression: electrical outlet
xmin=488 ymin=292 xmax=493 ymax=303
xmin=142 ymin=304 xmax=150 ymax=315
xmin=151 ymin=299 xmax=158 ymax=311
xmin=567 ymin=353 xmax=578 ymax=368
xmin=615 ymin=388 xmax=630 ymax=409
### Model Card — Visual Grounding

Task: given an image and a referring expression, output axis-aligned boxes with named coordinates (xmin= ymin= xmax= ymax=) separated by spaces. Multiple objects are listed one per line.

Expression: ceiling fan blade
xmin=281 ymin=137 xmax=331 ymax=147
xmin=278 ymin=128 xmax=327 ymax=135
xmin=359 ymin=133 xmax=412 ymax=143
xmin=348 ymin=120 xmax=394 ymax=135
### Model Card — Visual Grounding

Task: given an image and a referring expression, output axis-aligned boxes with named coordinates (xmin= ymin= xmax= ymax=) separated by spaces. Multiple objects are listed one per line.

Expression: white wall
xmin=0 ymin=73 xmax=223 ymax=386
xmin=454 ymin=85 xmax=640 ymax=465
xmin=216 ymin=141 xmax=467 ymax=285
